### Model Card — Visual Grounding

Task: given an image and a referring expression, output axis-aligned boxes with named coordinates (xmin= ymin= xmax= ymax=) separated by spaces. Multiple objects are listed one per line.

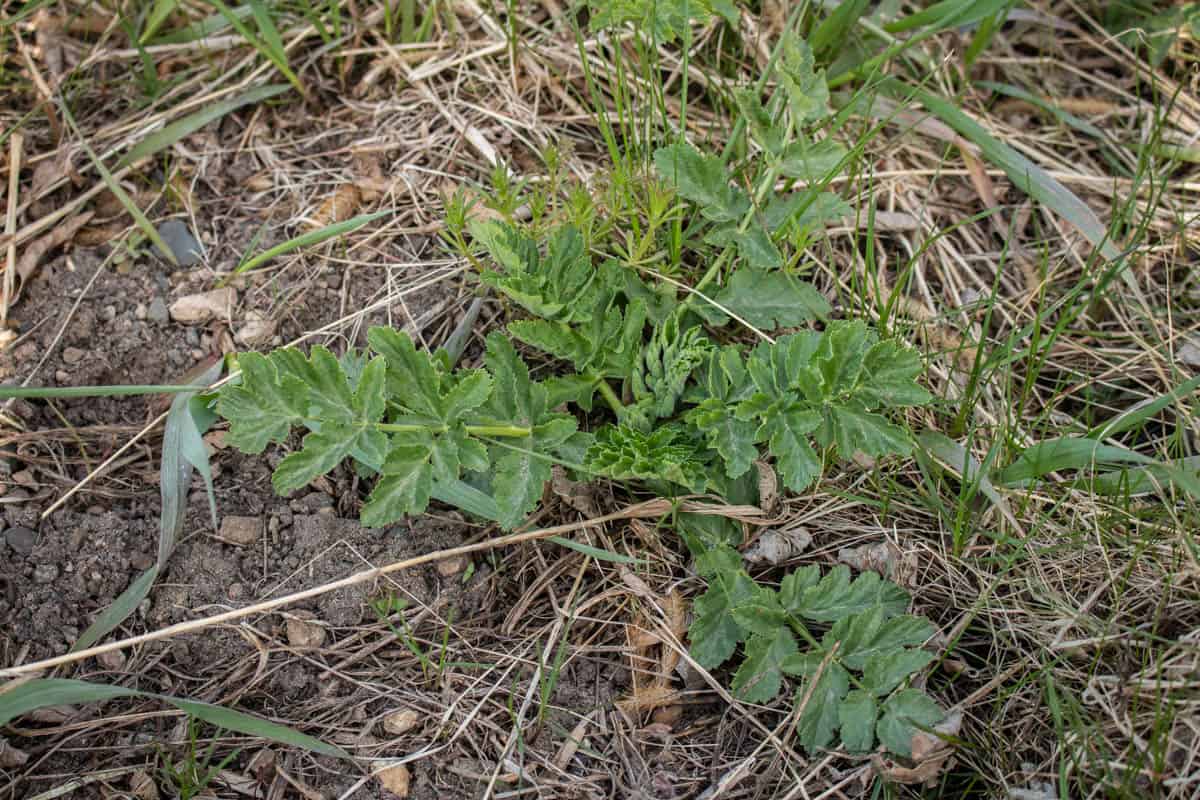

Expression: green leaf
xmin=690 ymin=566 xmax=757 ymax=668
xmin=877 ymin=689 xmax=943 ymax=758
xmin=654 ymin=142 xmax=750 ymax=223
xmin=273 ymin=424 xmax=362 ymax=494
xmin=688 ymin=398 xmax=758 ymax=479
xmin=217 ymin=352 xmax=307 ymax=453
xmin=585 ymin=424 xmax=708 ymax=492
xmin=793 ymin=565 xmax=911 ymax=622
xmin=731 ymin=590 xmax=788 ymax=637
xmin=839 ymin=689 xmax=878 ymax=753
xmin=824 ymin=610 xmax=934 ymax=669
xmin=863 ymin=648 xmax=936 ymax=696
xmin=779 ymin=36 xmax=831 ymax=125
xmin=759 ymin=405 xmax=822 ymax=491
xmin=826 ymin=401 xmax=914 ymax=458
xmin=732 ymin=226 xmax=783 ymax=270
xmin=732 ymin=627 xmax=799 ymax=703
xmin=764 ymin=191 xmax=851 ymax=235
xmin=778 ymin=138 xmax=847 ymax=181
xmin=716 ymin=269 xmax=831 ymax=330
xmin=795 ymin=663 xmax=850 ymax=752
xmin=632 ymin=313 xmax=713 ymax=420
xmin=860 ymin=340 xmax=932 ymax=406
xmin=735 ymin=88 xmax=783 ymax=156
xmin=362 ymin=441 xmax=435 ymax=525
xmin=473 ymin=223 xmax=605 ymax=324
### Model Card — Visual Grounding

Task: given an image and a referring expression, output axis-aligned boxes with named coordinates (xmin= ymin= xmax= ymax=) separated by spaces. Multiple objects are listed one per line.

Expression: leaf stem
xmin=375 ymin=422 xmax=532 ymax=438
xmin=591 ymin=375 xmax=625 ymax=416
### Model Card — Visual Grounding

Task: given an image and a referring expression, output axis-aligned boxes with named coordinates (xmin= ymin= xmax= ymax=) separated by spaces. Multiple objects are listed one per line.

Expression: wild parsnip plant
xmin=216 ymin=34 xmax=945 ymax=757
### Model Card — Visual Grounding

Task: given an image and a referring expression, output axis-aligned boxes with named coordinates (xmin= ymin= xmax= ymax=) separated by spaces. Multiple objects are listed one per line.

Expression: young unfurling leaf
xmin=585 ymin=424 xmax=708 ymax=492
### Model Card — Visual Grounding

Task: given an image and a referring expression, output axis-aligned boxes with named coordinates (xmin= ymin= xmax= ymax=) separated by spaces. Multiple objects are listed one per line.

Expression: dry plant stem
xmin=2 ymin=133 xmax=21 ymax=328
xmin=0 ymin=499 xmax=687 ymax=679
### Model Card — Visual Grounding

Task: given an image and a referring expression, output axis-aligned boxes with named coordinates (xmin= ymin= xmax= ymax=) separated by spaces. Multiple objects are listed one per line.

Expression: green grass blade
xmin=548 ymin=535 xmax=640 ymax=564
xmin=431 ymin=479 xmax=503 ymax=523
xmin=209 ymin=0 xmax=303 ymax=94
xmin=917 ymin=431 xmax=1013 ymax=523
xmin=810 ymin=0 xmax=871 ymax=60
xmin=70 ymin=568 xmax=159 ymax=653
xmin=59 ymin=101 xmax=178 ymax=267
xmin=150 ymin=6 xmax=253 ymax=45
xmin=231 ymin=209 xmax=392 ymax=277
xmin=884 ymin=0 xmax=1012 ymax=35
xmin=0 ymin=679 xmax=349 ymax=758
xmin=997 ymin=438 xmax=1154 ymax=487
xmin=164 ymin=698 xmax=349 ymax=758
xmin=247 ymin=0 xmax=288 ymax=64
xmin=0 ymin=384 xmax=199 ymax=399
xmin=117 ymin=84 xmax=289 ymax=169
xmin=140 ymin=0 xmax=181 ymax=43
xmin=897 ymin=82 xmax=1122 ymax=262
xmin=1087 ymin=457 xmax=1200 ymax=497
xmin=1089 ymin=374 xmax=1200 ymax=440
xmin=974 ymin=81 xmax=1108 ymax=141
xmin=0 ymin=679 xmax=137 ymax=725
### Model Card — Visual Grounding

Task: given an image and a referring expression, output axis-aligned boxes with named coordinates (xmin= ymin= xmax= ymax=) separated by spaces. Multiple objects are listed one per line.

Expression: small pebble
xmin=134 ymin=303 xmax=148 ymax=320
xmin=154 ymin=220 xmax=204 ymax=266
xmin=147 ymin=298 xmax=169 ymax=325
xmin=129 ymin=552 xmax=154 ymax=571
xmin=62 ymin=347 xmax=85 ymax=364
xmin=220 ymin=516 xmax=262 ymax=547
xmin=5 ymin=525 xmax=37 ymax=555
xmin=33 ymin=563 xmax=59 ymax=584
xmin=228 ymin=583 xmax=245 ymax=601
xmin=97 ymin=650 xmax=127 ymax=671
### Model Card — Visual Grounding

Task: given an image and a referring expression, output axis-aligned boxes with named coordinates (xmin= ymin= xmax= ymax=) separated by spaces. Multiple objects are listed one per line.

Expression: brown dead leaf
xmin=381 ymin=708 xmax=421 ymax=736
xmin=0 ymin=738 xmax=28 ymax=768
xmin=244 ymin=173 xmax=274 ymax=192
xmin=838 ymin=540 xmax=917 ymax=587
xmin=553 ymin=712 xmax=592 ymax=770
xmin=129 ymin=769 xmax=158 ymax=800
xmin=659 ymin=590 xmax=687 ymax=676
xmin=743 ymin=526 xmax=812 ymax=566
xmin=30 ymin=152 xmax=74 ymax=198
xmin=75 ymin=224 xmax=127 ymax=248
xmin=616 ymin=682 xmax=679 ymax=716
xmin=306 ymin=184 xmax=361 ymax=229
xmin=650 ymin=703 xmax=683 ymax=727
xmin=872 ymin=710 xmax=962 ymax=785
xmin=755 ymin=460 xmax=778 ymax=514
xmin=551 ymin=465 xmax=599 ymax=515
xmin=285 ymin=611 xmax=326 ymax=649
xmin=376 ymin=763 xmax=411 ymax=798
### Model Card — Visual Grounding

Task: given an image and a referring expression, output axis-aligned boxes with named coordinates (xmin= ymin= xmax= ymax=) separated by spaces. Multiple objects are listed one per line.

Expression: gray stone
xmin=147 ymin=297 xmax=169 ymax=325
xmin=154 ymin=220 xmax=204 ymax=267
xmin=4 ymin=525 xmax=36 ymax=555
xmin=32 ymin=563 xmax=59 ymax=584
xmin=62 ymin=347 xmax=85 ymax=364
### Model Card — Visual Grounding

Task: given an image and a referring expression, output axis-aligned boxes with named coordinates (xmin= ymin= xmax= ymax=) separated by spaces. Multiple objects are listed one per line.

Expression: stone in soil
xmin=220 ymin=515 xmax=262 ymax=547
xmin=5 ymin=525 xmax=37 ymax=555
xmin=32 ymin=564 xmax=59 ymax=584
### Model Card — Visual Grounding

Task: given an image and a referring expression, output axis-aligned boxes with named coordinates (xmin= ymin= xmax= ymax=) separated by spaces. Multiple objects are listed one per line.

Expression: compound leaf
xmin=876 ymin=689 xmax=944 ymax=758
xmin=733 ymin=627 xmax=799 ymax=703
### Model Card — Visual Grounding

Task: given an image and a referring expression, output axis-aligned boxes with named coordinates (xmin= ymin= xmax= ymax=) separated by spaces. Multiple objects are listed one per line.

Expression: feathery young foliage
xmin=216 ymin=29 xmax=944 ymax=760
